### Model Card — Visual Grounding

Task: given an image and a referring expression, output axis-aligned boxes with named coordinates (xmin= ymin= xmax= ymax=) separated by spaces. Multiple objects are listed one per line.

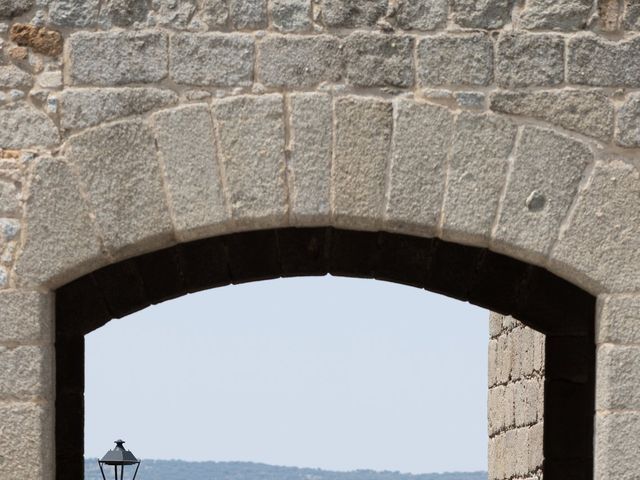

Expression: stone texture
xmin=0 ymin=64 xmax=32 ymax=88
xmin=68 ymin=32 xmax=167 ymax=86
xmin=395 ymin=0 xmax=448 ymax=30
xmin=0 ymin=0 xmax=33 ymax=17
xmin=0 ymin=103 xmax=59 ymax=148
xmin=102 ymin=0 xmax=149 ymax=26
xmin=624 ymin=1 xmax=640 ymax=29
xmin=597 ymin=344 xmax=640 ymax=410
xmin=490 ymin=90 xmax=614 ymax=142
xmin=417 ymin=34 xmax=493 ymax=87
xmin=259 ymin=35 xmax=342 ymax=88
xmin=0 ymin=179 xmax=19 ymax=216
xmin=442 ymin=113 xmax=517 ymax=245
xmin=320 ymin=0 xmax=386 ymax=27
xmin=212 ymin=95 xmax=287 ymax=227
xmin=520 ymin=0 xmax=592 ymax=30
xmin=493 ymin=127 xmax=592 ymax=264
xmin=0 ymin=290 xmax=51 ymax=344
xmin=596 ymin=412 xmax=640 ymax=480
xmin=345 ymin=33 xmax=414 ymax=88
xmin=385 ymin=100 xmax=453 ymax=235
xmin=615 ymin=93 xmax=640 ymax=147
xmin=0 ymin=345 xmax=51 ymax=398
xmin=272 ymin=0 xmax=311 ymax=32
xmin=150 ymin=0 xmax=196 ymax=28
xmin=65 ymin=120 xmax=174 ymax=256
xmin=196 ymin=0 xmax=228 ymax=29
xmin=452 ymin=0 xmax=514 ymax=29
xmin=10 ymin=24 xmax=62 ymax=56
xmin=59 ymin=87 xmax=178 ymax=130
xmin=151 ymin=104 xmax=229 ymax=240
xmin=170 ymin=33 xmax=254 ymax=87
xmin=48 ymin=0 xmax=100 ymax=27
xmin=551 ymin=160 xmax=640 ymax=293
xmin=597 ymin=295 xmax=640 ymax=344
xmin=496 ymin=33 xmax=564 ymax=87
xmin=568 ymin=34 xmax=640 ymax=87
xmin=288 ymin=93 xmax=332 ymax=225
xmin=333 ymin=96 xmax=392 ymax=229
xmin=229 ymin=0 xmax=267 ymax=29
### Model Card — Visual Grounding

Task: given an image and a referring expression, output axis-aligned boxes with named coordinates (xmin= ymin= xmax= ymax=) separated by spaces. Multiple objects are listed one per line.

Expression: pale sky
xmin=85 ymin=275 xmax=489 ymax=474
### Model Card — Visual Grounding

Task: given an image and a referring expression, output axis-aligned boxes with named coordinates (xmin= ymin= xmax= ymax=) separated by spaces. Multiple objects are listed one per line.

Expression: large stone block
xmin=385 ymin=100 xmax=453 ymax=235
xmin=151 ymin=104 xmax=230 ymax=240
xmin=67 ymin=31 xmax=168 ymax=85
xmin=395 ymin=0 xmax=448 ymax=30
xmin=550 ymin=160 xmax=640 ymax=293
xmin=615 ymin=93 xmax=640 ymax=147
xmin=259 ymin=35 xmax=342 ymax=88
xmin=271 ymin=0 xmax=311 ymax=32
xmin=417 ymin=34 xmax=493 ymax=87
xmin=170 ymin=33 xmax=255 ymax=87
xmin=441 ymin=113 xmax=517 ymax=245
xmin=597 ymin=344 xmax=640 ymax=410
xmin=65 ymin=120 xmax=174 ymax=257
xmin=0 ymin=0 xmax=33 ymax=17
xmin=14 ymin=157 xmax=105 ymax=288
xmin=452 ymin=0 xmax=514 ymax=29
xmin=229 ymin=0 xmax=267 ymax=29
xmin=333 ymin=97 xmax=392 ymax=229
xmin=345 ymin=33 xmax=414 ymax=88
xmin=492 ymin=127 xmax=592 ymax=264
xmin=596 ymin=412 xmax=640 ymax=480
xmin=48 ymin=0 xmax=100 ymax=27
xmin=597 ymin=295 xmax=640 ymax=344
xmin=320 ymin=0 xmax=387 ymax=27
xmin=0 ymin=103 xmax=59 ymax=149
xmin=212 ymin=95 xmax=287 ymax=228
xmin=496 ymin=33 xmax=564 ymax=87
xmin=0 ymin=345 xmax=51 ymax=398
xmin=0 ymin=290 xmax=51 ymax=344
xmin=288 ymin=93 xmax=332 ymax=225
xmin=520 ymin=0 xmax=592 ymax=30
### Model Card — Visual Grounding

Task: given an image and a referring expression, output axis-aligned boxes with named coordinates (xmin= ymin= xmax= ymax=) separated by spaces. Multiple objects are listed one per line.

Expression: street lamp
xmin=98 ymin=439 xmax=141 ymax=480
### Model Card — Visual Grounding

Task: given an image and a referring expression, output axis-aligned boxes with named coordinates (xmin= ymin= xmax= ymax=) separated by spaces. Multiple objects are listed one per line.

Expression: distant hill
xmin=84 ymin=459 xmax=486 ymax=480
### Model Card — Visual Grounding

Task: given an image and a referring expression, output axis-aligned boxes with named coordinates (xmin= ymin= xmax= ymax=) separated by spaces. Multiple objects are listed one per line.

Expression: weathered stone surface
xmin=151 ymin=104 xmax=229 ymax=240
xmin=320 ymin=0 xmax=386 ymax=27
xmin=490 ymin=90 xmax=614 ymax=142
xmin=568 ymin=34 xmax=640 ymax=87
xmin=0 ymin=345 xmax=51 ymax=398
xmin=14 ymin=157 xmax=104 ymax=288
xmin=10 ymin=24 xmax=62 ymax=56
xmin=597 ymin=295 xmax=640 ymax=344
xmin=66 ymin=120 xmax=174 ymax=256
xmin=102 ymin=0 xmax=149 ymax=26
xmin=0 ymin=0 xmax=33 ymax=18
xmin=196 ymin=0 xmax=228 ymax=29
xmin=624 ymin=1 xmax=640 ymax=29
xmin=520 ymin=0 xmax=592 ymax=30
xmin=0 ymin=64 xmax=32 ymax=88
xmin=0 ymin=103 xmax=59 ymax=148
xmin=395 ymin=0 xmax=448 ymax=30
xmin=48 ymin=0 xmax=99 ymax=27
xmin=60 ymin=87 xmax=178 ymax=130
xmin=37 ymin=71 xmax=62 ymax=89
xmin=150 ymin=0 xmax=196 ymax=28
xmin=493 ymin=127 xmax=592 ymax=264
xmin=212 ymin=95 xmax=287 ymax=227
xmin=596 ymin=412 xmax=640 ymax=480
xmin=551 ymin=160 xmax=640 ymax=293
xmin=259 ymin=35 xmax=342 ymax=87
xmin=333 ymin=96 xmax=392 ymax=229
xmin=496 ymin=33 xmax=564 ymax=87
xmin=0 ymin=290 xmax=51 ymax=344
xmin=455 ymin=92 xmax=485 ymax=110
xmin=442 ymin=113 xmax=517 ymax=245
xmin=597 ymin=344 xmax=640 ymax=410
xmin=417 ymin=34 xmax=493 ymax=86
xmin=272 ymin=0 xmax=311 ymax=32
xmin=229 ymin=0 xmax=267 ymax=29
xmin=385 ymin=100 xmax=453 ymax=235
xmin=452 ymin=0 xmax=513 ymax=29
xmin=288 ymin=93 xmax=332 ymax=225
xmin=0 ymin=179 xmax=19 ymax=216
xmin=345 ymin=33 xmax=414 ymax=88
xmin=615 ymin=93 xmax=640 ymax=147
xmin=68 ymin=32 xmax=167 ymax=85
xmin=170 ymin=33 xmax=254 ymax=86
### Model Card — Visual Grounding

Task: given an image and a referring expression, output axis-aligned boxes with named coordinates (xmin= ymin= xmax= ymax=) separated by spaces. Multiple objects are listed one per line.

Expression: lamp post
xmin=98 ymin=439 xmax=141 ymax=480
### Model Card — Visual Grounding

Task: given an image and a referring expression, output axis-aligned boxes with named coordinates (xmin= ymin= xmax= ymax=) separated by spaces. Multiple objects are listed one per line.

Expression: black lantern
xmin=98 ymin=439 xmax=141 ymax=480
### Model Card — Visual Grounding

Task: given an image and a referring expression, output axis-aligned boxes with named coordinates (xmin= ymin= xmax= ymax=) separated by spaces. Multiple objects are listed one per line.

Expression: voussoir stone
xmin=615 ymin=93 xmax=640 ymax=147
xmin=0 ymin=64 xmax=32 ymax=88
xmin=0 ymin=290 xmax=52 ymax=344
xmin=452 ymin=0 xmax=514 ymax=29
xmin=520 ymin=0 xmax=592 ymax=30
xmin=65 ymin=120 xmax=174 ymax=257
xmin=68 ymin=31 xmax=168 ymax=85
xmin=597 ymin=295 xmax=640 ymax=344
xmin=259 ymin=35 xmax=342 ymax=88
xmin=320 ymin=0 xmax=386 ymax=27
xmin=596 ymin=412 xmax=640 ymax=480
xmin=490 ymin=90 xmax=614 ymax=142
xmin=395 ymin=0 xmax=448 ymax=30
xmin=48 ymin=0 xmax=100 ymax=27
xmin=0 ymin=0 xmax=33 ymax=17
xmin=493 ymin=127 xmax=592 ymax=264
xmin=597 ymin=344 xmax=640 ymax=410
xmin=496 ymin=32 xmax=564 ymax=87
xmin=212 ymin=95 xmax=287 ymax=228
xmin=60 ymin=87 xmax=178 ymax=130
xmin=385 ymin=99 xmax=453 ymax=235
xmin=0 ymin=103 xmax=59 ymax=149
xmin=229 ymin=0 xmax=267 ymax=29
xmin=151 ymin=104 xmax=229 ymax=240
xmin=170 ymin=33 xmax=254 ymax=87
xmin=271 ymin=0 xmax=311 ymax=32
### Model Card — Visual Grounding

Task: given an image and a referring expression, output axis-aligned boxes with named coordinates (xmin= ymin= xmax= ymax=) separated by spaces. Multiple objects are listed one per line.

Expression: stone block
xmin=520 ymin=0 xmax=592 ymax=30
xmin=597 ymin=344 xmax=640 ymax=410
xmin=14 ymin=157 xmax=105 ymax=288
xmin=259 ymin=35 xmax=342 ymax=88
xmin=102 ymin=0 xmax=149 ymax=27
xmin=597 ymin=295 xmax=640 ymax=344
xmin=395 ymin=0 xmax=448 ymax=30
xmin=514 ymin=378 xmax=541 ymax=427
xmin=68 ymin=31 xmax=168 ymax=85
xmin=320 ymin=0 xmax=386 ymax=27
xmin=288 ymin=93 xmax=332 ymax=225
xmin=0 ymin=64 xmax=32 ymax=88
xmin=455 ymin=92 xmax=485 ymax=110
xmin=497 ymin=333 xmax=513 ymax=384
xmin=48 ymin=0 xmax=100 ymax=27
xmin=170 ymin=33 xmax=254 ymax=87
xmin=490 ymin=312 xmax=504 ymax=338
xmin=0 ymin=290 xmax=51 ymax=344
xmin=212 ymin=95 xmax=287 ymax=228
xmin=417 ymin=34 xmax=493 ymax=87
xmin=345 ymin=33 xmax=414 ymax=88
xmin=452 ymin=0 xmax=514 ymax=29
xmin=65 ymin=120 xmax=174 ymax=257
xmin=616 ymin=93 xmax=640 ymax=147
xmin=550 ymin=160 xmax=640 ymax=293
xmin=490 ymin=90 xmax=614 ymax=142
xmin=496 ymin=33 xmax=564 ymax=87
xmin=596 ymin=412 xmax=640 ymax=480
xmin=488 ymin=385 xmax=506 ymax=434
xmin=151 ymin=104 xmax=229 ymax=241
xmin=196 ymin=0 xmax=228 ymax=29
xmin=229 ymin=0 xmax=267 ymax=29
xmin=488 ymin=338 xmax=498 ymax=386
xmin=624 ymin=1 xmax=640 ymax=29
xmin=60 ymin=87 xmax=178 ymax=130
xmin=150 ymin=0 xmax=196 ymax=28
xmin=271 ymin=0 xmax=311 ymax=32
xmin=441 ymin=113 xmax=517 ymax=245
xmin=0 ymin=179 xmax=19 ymax=216
xmin=0 ymin=0 xmax=33 ymax=17
xmin=0 ymin=103 xmax=59 ymax=149
xmin=568 ymin=34 xmax=640 ymax=87
xmin=385 ymin=100 xmax=452 ymax=235
xmin=493 ymin=127 xmax=592 ymax=264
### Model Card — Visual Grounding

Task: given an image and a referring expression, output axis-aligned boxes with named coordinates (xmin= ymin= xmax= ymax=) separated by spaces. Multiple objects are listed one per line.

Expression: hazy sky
xmin=85 ymin=276 xmax=489 ymax=474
